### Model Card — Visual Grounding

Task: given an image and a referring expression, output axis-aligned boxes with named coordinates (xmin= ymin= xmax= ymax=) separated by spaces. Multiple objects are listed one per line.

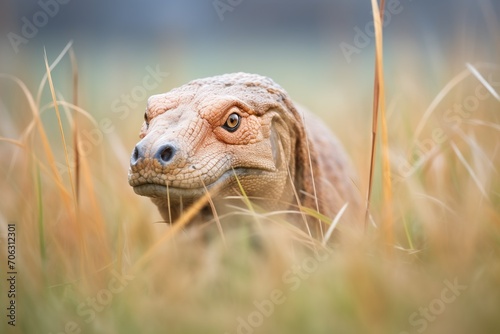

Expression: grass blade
xmin=35 ymin=163 xmax=46 ymax=265
xmin=466 ymin=63 xmax=500 ymax=101
xmin=451 ymin=141 xmax=488 ymax=198
xmin=413 ymin=68 xmax=472 ymax=141
xmin=43 ymin=48 xmax=77 ymax=204
xmin=132 ymin=189 xmax=214 ymax=272
xmin=301 ymin=114 xmax=323 ymax=238
xmin=0 ymin=73 xmax=71 ymax=203
xmin=201 ymin=179 xmax=227 ymax=249
xmin=322 ymin=202 xmax=349 ymax=246
xmin=69 ymin=47 xmax=81 ymax=202
xmin=367 ymin=0 xmax=394 ymax=248
xmin=36 ymin=40 xmax=73 ymax=107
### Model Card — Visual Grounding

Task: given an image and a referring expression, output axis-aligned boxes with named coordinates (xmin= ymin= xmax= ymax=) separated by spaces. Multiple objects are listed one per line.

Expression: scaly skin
xmin=128 ymin=73 xmax=360 ymax=235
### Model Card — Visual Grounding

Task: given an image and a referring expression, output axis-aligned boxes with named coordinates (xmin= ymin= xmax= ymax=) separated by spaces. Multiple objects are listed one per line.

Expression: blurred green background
xmin=1 ymin=0 xmax=498 ymax=182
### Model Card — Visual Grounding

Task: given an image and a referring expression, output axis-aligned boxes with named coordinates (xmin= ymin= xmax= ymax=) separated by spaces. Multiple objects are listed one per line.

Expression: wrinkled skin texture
xmin=128 ymin=73 xmax=360 ymax=236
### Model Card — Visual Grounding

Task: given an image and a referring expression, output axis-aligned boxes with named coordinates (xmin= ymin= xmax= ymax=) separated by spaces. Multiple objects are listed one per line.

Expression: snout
xmin=130 ymin=141 xmax=179 ymax=167
xmin=128 ymin=138 xmax=185 ymax=195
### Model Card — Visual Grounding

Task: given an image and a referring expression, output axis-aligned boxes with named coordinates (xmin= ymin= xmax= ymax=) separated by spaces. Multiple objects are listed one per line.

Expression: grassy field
xmin=1 ymin=2 xmax=500 ymax=334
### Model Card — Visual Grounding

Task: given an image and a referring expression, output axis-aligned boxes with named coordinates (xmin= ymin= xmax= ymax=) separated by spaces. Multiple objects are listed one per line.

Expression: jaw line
xmin=132 ymin=167 xmax=267 ymax=199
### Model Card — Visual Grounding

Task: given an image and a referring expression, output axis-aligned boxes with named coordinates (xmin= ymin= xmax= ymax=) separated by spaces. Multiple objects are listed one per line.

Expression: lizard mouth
xmin=131 ymin=168 xmax=264 ymax=199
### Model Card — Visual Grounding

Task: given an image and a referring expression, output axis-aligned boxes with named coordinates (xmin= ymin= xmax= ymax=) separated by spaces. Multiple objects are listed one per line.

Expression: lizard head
xmin=128 ymin=72 xmax=306 ymax=206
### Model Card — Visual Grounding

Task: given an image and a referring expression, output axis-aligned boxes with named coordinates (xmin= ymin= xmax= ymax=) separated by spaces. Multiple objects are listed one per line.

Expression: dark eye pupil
xmin=223 ymin=113 xmax=240 ymax=132
xmin=228 ymin=114 xmax=238 ymax=127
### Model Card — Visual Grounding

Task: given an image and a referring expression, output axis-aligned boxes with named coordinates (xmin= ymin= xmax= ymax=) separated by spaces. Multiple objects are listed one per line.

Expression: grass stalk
xmin=35 ymin=163 xmax=46 ymax=265
xmin=43 ymin=48 xmax=77 ymax=205
xmin=367 ymin=0 xmax=394 ymax=249
xmin=69 ymin=47 xmax=81 ymax=202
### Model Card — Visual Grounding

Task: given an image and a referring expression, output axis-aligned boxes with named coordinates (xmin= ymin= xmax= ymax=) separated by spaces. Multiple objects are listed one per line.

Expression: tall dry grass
xmin=1 ymin=2 xmax=500 ymax=334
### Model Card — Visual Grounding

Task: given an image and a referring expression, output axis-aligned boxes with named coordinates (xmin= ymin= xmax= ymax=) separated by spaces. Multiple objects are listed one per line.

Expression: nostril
xmin=131 ymin=144 xmax=142 ymax=165
xmin=157 ymin=144 xmax=177 ymax=164
xmin=160 ymin=147 xmax=173 ymax=162
xmin=132 ymin=146 xmax=139 ymax=162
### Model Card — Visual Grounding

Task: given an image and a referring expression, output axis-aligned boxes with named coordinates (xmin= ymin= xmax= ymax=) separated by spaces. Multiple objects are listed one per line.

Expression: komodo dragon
xmin=128 ymin=72 xmax=360 ymax=236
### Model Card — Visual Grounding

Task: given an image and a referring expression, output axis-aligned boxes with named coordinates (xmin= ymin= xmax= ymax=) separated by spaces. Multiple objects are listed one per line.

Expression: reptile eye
xmin=222 ymin=113 xmax=241 ymax=132
xmin=144 ymin=112 xmax=149 ymax=128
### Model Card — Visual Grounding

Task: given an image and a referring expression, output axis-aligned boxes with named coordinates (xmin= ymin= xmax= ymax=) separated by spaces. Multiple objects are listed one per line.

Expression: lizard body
xmin=128 ymin=73 xmax=360 ymax=235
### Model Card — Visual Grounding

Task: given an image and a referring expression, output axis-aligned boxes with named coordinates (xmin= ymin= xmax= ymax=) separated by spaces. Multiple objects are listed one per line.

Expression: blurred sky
xmin=0 ymin=0 xmax=498 ymax=132
xmin=1 ymin=0 xmax=497 ymax=65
